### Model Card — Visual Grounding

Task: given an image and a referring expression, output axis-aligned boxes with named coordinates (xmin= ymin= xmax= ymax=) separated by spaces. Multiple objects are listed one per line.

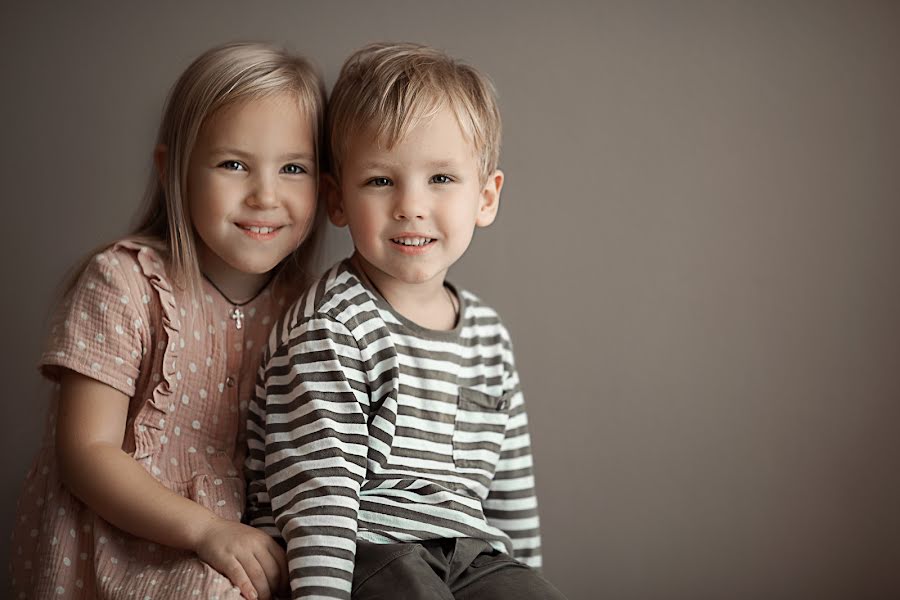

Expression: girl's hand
xmin=195 ymin=517 xmax=288 ymax=600
xmin=55 ymin=371 xmax=287 ymax=598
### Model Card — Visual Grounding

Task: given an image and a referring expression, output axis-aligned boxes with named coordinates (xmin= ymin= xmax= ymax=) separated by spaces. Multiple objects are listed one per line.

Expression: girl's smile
xmin=236 ymin=222 xmax=286 ymax=240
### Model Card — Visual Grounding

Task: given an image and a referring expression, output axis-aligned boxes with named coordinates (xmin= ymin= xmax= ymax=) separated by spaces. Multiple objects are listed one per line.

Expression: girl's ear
xmin=476 ymin=169 xmax=504 ymax=228
xmin=323 ymin=174 xmax=348 ymax=227
xmin=153 ymin=144 xmax=168 ymax=184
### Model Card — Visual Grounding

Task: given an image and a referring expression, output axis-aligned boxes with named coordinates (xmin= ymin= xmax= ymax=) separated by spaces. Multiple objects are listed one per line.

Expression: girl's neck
xmin=350 ymin=252 xmax=458 ymax=331
xmin=197 ymin=243 xmax=272 ymax=305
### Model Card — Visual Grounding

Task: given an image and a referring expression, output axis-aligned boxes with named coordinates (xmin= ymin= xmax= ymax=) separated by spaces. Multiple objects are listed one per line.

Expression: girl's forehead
xmin=197 ymin=94 xmax=313 ymax=146
xmin=206 ymin=93 xmax=306 ymax=127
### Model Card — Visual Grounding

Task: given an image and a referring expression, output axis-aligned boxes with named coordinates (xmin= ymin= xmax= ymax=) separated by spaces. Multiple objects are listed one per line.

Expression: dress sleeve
xmin=40 ymin=249 xmax=147 ymax=398
xmin=483 ymin=330 xmax=543 ymax=568
xmin=249 ymin=312 xmax=370 ymax=600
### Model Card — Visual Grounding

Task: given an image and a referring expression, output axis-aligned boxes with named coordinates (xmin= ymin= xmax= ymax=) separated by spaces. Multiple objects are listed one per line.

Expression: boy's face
xmin=329 ymin=106 xmax=503 ymax=292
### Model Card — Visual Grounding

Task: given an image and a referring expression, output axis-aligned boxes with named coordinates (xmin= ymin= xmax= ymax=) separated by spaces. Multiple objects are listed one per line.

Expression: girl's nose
xmin=246 ymin=174 xmax=278 ymax=208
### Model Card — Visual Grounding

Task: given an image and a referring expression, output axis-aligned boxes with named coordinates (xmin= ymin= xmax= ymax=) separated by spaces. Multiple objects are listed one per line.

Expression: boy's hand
xmin=195 ymin=517 xmax=288 ymax=600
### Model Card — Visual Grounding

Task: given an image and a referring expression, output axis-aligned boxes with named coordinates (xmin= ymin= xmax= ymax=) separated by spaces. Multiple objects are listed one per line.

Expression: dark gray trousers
xmin=351 ymin=538 xmax=567 ymax=600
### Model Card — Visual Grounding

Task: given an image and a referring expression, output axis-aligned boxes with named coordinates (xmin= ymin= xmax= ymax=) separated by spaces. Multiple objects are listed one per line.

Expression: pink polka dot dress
xmin=10 ymin=240 xmax=288 ymax=599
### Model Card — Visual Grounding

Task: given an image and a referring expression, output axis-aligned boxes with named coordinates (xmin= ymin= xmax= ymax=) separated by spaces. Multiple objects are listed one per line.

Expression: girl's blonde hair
xmin=66 ymin=42 xmax=326 ymax=299
xmin=327 ymin=42 xmax=502 ymax=184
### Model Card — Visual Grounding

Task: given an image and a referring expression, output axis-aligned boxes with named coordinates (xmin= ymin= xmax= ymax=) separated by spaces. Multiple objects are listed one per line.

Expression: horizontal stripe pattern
xmin=246 ymin=261 xmax=541 ymax=599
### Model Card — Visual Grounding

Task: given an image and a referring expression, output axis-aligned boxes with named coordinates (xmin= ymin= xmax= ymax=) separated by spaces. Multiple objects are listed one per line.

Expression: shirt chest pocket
xmin=452 ymin=387 xmax=512 ymax=477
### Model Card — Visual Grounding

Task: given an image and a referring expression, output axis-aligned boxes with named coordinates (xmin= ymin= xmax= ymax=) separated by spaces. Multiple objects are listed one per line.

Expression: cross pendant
xmin=230 ymin=307 xmax=244 ymax=330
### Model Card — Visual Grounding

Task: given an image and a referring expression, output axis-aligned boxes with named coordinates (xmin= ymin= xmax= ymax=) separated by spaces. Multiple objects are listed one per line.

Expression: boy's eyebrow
xmin=358 ymin=159 xmax=461 ymax=171
xmin=424 ymin=160 xmax=460 ymax=170
xmin=358 ymin=159 xmax=396 ymax=171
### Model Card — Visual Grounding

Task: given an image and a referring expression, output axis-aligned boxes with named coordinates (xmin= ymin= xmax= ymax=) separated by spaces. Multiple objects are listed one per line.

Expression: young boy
xmin=245 ymin=43 xmax=566 ymax=600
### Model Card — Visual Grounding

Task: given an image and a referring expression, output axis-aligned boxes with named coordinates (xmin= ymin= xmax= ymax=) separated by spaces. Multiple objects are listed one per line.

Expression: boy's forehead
xmin=344 ymin=108 xmax=479 ymax=167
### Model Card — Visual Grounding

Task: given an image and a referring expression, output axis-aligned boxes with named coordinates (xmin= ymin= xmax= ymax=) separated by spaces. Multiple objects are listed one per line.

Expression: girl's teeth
xmin=244 ymin=226 xmax=275 ymax=234
xmin=393 ymin=237 xmax=433 ymax=246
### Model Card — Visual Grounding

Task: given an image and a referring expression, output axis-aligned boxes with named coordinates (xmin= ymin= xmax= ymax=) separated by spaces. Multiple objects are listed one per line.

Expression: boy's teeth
xmin=393 ymin=237 xmax=433 ymax=246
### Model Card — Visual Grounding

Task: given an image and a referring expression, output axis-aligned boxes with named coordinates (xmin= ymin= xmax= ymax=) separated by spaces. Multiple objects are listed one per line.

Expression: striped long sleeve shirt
xmin=245 ymin=261 xmax=542 ymax=599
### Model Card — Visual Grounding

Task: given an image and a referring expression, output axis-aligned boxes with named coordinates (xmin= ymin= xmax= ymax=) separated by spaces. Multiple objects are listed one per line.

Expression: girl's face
xmin=187 ymin=93 xmax=317 ymax=293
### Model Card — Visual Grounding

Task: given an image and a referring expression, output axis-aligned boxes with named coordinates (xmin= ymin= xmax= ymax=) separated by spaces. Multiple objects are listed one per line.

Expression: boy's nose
xmin=392 ymin=187 xmax=426 ymax=220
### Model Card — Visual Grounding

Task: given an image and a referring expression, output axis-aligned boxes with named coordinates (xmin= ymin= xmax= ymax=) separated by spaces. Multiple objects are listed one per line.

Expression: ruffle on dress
xmin=113 ymin=240 xmax=184 ymax=469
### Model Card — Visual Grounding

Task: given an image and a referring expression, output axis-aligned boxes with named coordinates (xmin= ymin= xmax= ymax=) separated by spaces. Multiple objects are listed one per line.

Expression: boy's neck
xmin=350 ymin=253 xmax=458 ymax=331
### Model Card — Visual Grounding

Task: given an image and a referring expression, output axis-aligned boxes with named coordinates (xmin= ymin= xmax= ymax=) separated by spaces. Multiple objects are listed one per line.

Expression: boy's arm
xmin=245 ymin=360 xmax=282 ymax=540
xmin=256 ymin=314 xmax=370 ymax=600
xmin=483 ymin=342 xmax=543 ymax=569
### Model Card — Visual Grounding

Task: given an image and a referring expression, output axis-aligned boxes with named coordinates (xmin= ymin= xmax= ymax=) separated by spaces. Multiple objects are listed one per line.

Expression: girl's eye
xmin=367 ymin=177 xmax=392 ymax=187
xmin=281 ymin=163 xmax=307 ymax=175
xmin=219 ymin=160 xmax=245 ymax=171
xmin=430 ymin=174 xmax=453 ymax=184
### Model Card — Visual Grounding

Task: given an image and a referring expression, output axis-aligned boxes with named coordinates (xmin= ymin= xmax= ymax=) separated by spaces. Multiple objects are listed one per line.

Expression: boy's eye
xmin=218 ymin=160 xmax=245 ymax=171
xmin=367 ymin=177 xmax=393 ymax=187
xmin=281 ymin=163 xmax=307 ymax=175
xmin=430 ymin=174 xmax=453 ymax=184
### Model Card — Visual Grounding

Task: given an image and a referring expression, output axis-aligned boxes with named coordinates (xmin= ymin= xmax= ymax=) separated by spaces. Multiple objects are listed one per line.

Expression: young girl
xmin=9 ymin=42 xmax=325 ymax=600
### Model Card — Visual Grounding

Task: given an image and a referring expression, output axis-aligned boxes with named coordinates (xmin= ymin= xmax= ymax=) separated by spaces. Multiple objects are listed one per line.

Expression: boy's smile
xmin=329 ymin=106 xmax=503 ymax=315
xmin=390 ymin=233 xmax=437 ymax=254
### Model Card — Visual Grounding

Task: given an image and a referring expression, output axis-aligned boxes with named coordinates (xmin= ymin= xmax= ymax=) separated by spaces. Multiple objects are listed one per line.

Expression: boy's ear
xmin=323 ymin=174 xmax=348 ymax=227
xmin=476 ymin=169 xmax=504 ymax=228
xmin=153 ymin=144 xmax=167 ymax=184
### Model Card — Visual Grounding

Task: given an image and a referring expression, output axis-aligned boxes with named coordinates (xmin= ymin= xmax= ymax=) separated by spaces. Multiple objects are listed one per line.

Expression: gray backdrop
xmin=2 ymin=2 xmax=899 ymax=599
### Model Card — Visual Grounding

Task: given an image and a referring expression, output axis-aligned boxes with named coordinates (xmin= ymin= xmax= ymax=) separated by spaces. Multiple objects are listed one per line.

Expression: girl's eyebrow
xmin=281 ymin=152 xmax=315 ymax=162
xmin=210 ymin=147 xmax=314 ymax=162
xmin=209 ymin=147 xmax=252 ymax=158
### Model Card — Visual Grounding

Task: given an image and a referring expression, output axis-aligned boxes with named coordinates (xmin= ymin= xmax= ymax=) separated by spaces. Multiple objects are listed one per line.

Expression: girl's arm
xmin=55 ymin=369 xmax=287 ymax=600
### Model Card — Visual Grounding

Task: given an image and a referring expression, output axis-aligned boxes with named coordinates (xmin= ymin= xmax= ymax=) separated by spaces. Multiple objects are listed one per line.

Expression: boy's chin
xmin=355 ymin=254 xmax=449 ymax=287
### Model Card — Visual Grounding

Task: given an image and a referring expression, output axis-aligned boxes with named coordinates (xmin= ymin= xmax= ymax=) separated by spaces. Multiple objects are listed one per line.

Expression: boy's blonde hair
xmin=327 ymin=42 xmax=501 ymax=183
xmin=128 ymin=41 xmax=327 ymax=298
